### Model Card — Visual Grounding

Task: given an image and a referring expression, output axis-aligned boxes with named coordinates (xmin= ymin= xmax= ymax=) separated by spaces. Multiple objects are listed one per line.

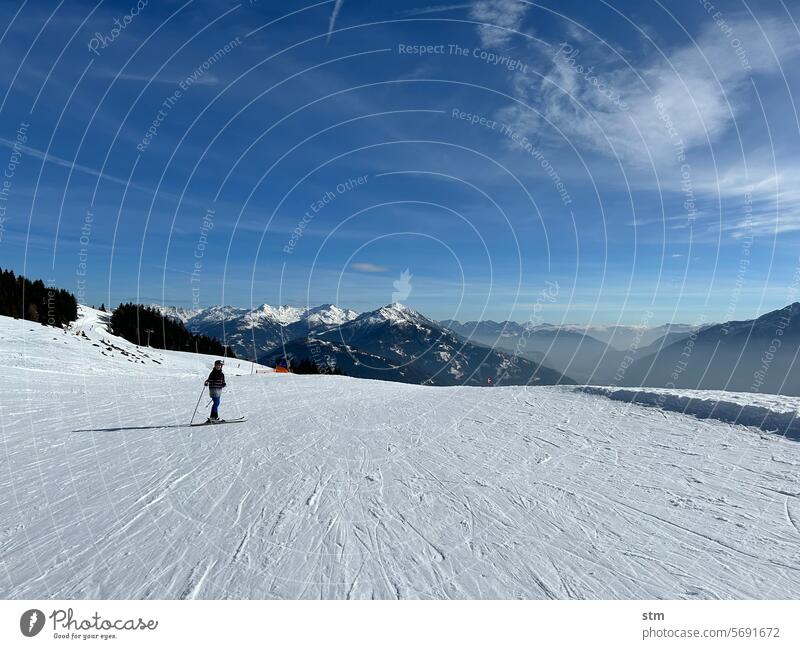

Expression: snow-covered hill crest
xmin=1 ymin=306 xmax=267 ymax=377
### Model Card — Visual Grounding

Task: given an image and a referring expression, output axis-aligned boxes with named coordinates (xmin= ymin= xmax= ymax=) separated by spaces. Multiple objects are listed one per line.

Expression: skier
xmin=204 ymin=360 xmax=226 ymax=422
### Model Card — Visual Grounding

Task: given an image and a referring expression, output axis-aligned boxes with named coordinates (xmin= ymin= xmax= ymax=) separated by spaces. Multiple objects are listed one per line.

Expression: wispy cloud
xmin=395 ymin=4 xmax=472 ymax=17
xmin=351 ymin=262 xmax=389 ymax=273
xmin=489 ymin=14 xmax=800 ymax=241
xmin=100 ymin=71 xmax=220 ymax=86
xmin=469 ymin=0 xmax=530 ymax=49
xmin=0 ymin=137 xmax=176 ymax=200
xmin=502 ymin=17 xmax=800 ymax=170
xmin=327 ymin=0 xmax=345 ymax=44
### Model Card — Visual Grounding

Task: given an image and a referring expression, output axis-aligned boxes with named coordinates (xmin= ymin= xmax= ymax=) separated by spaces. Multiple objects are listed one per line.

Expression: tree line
xmin=111 ymin=303 xmax=237 ymax=358
xmin=272 ymin=356 xmax=345 ymax=375
xmin=0 ymin=267 xmax=78 ymax=328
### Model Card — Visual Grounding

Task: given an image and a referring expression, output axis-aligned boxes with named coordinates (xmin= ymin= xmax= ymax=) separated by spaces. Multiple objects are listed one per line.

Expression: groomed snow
xmin=1 ymin=311 xmax=799 ymax=599
xmin=579 ymin=386 xmax=800 ymax=440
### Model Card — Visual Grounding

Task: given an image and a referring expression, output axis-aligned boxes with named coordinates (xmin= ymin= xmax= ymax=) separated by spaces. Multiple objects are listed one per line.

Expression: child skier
xmin=204 ymin=360 xmax=226 ymax=422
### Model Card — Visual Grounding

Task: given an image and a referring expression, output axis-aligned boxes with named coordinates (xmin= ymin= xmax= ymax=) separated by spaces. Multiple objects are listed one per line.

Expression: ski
xmin=190 ymin=417 xmax=247 ymax=427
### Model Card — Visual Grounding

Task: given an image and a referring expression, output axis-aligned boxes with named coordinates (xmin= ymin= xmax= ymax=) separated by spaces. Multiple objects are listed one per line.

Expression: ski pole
xmin=190 ymin=385 xmax=206 ymax=425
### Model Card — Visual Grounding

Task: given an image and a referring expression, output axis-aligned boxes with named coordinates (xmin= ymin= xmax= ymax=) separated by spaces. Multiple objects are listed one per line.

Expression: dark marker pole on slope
xmin=189 ymin=385 xmax=206 ymax=425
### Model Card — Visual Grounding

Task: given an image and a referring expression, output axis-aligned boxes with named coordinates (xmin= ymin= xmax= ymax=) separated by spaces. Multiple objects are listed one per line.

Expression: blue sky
xmin=1 ymin=0 xmax=800 ymax=324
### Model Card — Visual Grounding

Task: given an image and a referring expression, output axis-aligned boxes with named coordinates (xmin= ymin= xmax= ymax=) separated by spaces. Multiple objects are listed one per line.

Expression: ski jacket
xmin=206 ymin=368 xmax=226 ymax=389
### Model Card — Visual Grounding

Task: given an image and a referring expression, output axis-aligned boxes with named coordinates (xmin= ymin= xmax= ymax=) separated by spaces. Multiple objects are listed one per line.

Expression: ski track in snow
xmin=1 ymin=312 xmax=800 ymax=599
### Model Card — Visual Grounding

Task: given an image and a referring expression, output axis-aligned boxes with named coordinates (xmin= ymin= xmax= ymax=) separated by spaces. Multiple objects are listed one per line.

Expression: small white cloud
xmin=470 ymin=0 xmax=530 ymax=49
xmin=351 ymin=262 xmax=389 ymax=273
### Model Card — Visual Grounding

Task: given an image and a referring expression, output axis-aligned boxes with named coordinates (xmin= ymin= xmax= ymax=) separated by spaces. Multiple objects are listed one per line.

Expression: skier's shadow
xmin=73 ymin=423 xmax=194 ymax=432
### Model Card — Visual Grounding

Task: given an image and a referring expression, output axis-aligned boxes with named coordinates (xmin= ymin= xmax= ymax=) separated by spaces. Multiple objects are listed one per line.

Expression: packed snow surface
xmin=579 ymin=386 xmax=800 ymax=440
xmin=1 ymin=311 xmax=799 ymax=599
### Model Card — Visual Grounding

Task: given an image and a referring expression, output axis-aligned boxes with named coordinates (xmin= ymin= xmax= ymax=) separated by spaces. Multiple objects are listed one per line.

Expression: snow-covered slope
xmin=1 ymin=306 xmax=266 ymax=377
xmin=1 ymin=312 xmax=799 ymax=599
xmin=579 ymin=386 xmax=800 ymax=440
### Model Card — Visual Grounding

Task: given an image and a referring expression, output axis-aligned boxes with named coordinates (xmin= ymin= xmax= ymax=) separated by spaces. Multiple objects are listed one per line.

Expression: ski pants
xmin=209 ymin=387 xmax=222 ymax=417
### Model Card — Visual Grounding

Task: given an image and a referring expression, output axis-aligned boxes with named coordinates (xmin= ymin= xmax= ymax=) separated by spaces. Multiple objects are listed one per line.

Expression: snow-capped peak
xmin=244 ymin=304 xmax=305 ymax=327
xmin=304 ymin=304 xmax=358 ymax=326
xmin=190 ymin=305 xmax=248 ymax=323
xmin=240 ymin=303 xmax=358 ymax=328
xmin=356 ymin=303 xmax=431 ymax=327
xmin=148 ymin=304 xmax=202 ymax=324
xmin=184 ymin=303 xmax=356 ymax=330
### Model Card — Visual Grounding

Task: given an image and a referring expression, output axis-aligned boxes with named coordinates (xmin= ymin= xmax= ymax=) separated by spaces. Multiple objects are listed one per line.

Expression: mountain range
xmin=617 ymin=303 xmax=800 ymax=394
xmin=440 ymin=320 xmax=700 ymax=352
xmin=153 ymin=303 xmax=358 ymax=361
xmin=152 ymin=301 xmax=800 ymax=394
xmin=259 ymin=303 xmax=571 ymax=387
xmin=440 ymin=319 xmax=701 ymax=384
